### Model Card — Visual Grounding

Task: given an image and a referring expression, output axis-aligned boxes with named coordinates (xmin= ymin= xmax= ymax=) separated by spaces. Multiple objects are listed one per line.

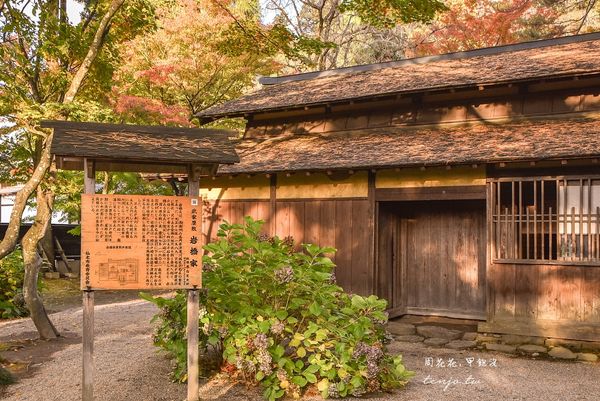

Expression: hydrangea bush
xmin=144 ymin=217 xmax=412 ymax=400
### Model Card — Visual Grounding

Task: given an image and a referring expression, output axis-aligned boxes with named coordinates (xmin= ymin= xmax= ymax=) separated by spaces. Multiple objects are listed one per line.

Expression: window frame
xmin=488 ymin=175 xmax=600 ymax=266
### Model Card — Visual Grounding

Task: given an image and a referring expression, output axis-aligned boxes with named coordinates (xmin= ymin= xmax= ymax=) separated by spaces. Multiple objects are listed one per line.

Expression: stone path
xmin=388 ymin=320 xmax=600 ymax=362
xmin=1 ymin=302 xmax=599 ymax=401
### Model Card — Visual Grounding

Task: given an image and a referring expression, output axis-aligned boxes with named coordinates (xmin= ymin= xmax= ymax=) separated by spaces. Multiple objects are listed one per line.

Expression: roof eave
xmin=197 ymin=71 xmax=600 ymax=121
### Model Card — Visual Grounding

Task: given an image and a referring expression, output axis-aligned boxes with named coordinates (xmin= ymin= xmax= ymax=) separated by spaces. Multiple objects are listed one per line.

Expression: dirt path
xmin=1 ymin=299 xmax=599 ymax=401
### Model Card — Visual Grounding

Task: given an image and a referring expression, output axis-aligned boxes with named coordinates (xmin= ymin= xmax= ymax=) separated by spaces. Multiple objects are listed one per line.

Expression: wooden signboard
xmin=81 ymin=194 xmax=202 ymax=290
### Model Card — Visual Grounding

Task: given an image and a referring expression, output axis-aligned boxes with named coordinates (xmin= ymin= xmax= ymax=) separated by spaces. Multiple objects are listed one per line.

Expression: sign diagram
xmin=98 ymin=259 xmax=139 ymax=286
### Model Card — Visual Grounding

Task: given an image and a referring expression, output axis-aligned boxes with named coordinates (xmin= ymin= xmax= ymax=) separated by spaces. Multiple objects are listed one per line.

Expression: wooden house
xmin=195 ymin=33 xmax=600 ymax=342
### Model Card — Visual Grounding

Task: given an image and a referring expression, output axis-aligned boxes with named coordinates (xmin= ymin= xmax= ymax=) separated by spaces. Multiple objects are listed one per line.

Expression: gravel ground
xmin=1 ymin=299 xmax=599 ymax=401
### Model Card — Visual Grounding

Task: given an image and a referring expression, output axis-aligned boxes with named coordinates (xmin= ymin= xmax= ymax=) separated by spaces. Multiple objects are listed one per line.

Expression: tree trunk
xmin=22 ymin=187 xmax=59 ymax=339
xmin=40 ymin=223 xmax=56 ymax=270
xmin=3 ymin=0 xmax=125 ymax=340
xmin=0 ymin=132 xmax=54 ymax=259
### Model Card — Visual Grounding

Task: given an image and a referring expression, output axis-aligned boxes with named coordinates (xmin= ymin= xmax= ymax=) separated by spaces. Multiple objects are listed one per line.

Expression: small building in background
xmin=0 ymin=184 xmax=22 ymax=223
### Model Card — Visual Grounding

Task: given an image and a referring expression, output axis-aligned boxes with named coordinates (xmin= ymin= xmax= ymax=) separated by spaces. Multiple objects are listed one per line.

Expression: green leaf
xmin=304 ymin=364 xmax=320 ymax=374
xmin=273 ymin=345 xmax=285 ymax=358
xmin=308 ymin=302 xmax=322 ymax=316
xmin=304 ymin=372 xmax=317 ymax=383
xmin=291 ymin=376 xmax=307 ymax=387
xmin=289 ymin=333 xmax=304 ymax=347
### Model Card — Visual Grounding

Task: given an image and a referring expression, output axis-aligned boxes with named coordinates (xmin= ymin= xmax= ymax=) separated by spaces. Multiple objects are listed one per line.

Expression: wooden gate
xmin=377 ymin=200 xmax=486 ymax=319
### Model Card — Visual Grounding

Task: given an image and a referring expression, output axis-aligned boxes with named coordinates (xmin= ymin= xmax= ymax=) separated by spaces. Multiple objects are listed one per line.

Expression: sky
xmin=67 ymin=0 xmax=277 ymax=24
xmin=67 ymin=0 xmax=84 ymax=24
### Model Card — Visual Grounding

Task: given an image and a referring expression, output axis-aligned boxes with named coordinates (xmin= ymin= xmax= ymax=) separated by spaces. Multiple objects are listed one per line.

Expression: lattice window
xmin=490 ymin=177 xmax=600 ymax=262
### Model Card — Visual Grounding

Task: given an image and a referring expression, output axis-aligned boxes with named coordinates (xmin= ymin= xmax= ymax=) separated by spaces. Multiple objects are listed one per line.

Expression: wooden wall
xmin=201 ymin=173 xmax=374 ymax=296
xmin=481 ymin=262 xmax=600 ymax=341
xmin=246 ymin=86 xmax=600 ymax=137
xmin=376 ymin=166 xmax=486 ymax=189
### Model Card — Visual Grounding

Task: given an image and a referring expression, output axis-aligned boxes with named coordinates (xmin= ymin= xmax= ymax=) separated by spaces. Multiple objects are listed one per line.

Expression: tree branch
xmin=0 ymin=131 xmax=53 ymax=259
xmin=63 ymin=0 xmax=125 ymax=103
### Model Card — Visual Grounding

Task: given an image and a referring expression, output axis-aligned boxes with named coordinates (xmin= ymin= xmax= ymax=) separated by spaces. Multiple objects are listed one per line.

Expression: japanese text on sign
xmin=81 ymin=194 xmax=202 ymax=290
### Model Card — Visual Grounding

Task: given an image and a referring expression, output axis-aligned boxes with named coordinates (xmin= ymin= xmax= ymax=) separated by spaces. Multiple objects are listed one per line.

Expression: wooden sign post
xmin=43 ymin=120 xmax=239 ymax=401
xmin=81 ymin=160 xmax=202 ymax=401
xmin=187 ymin=166 xmax=200 ymax=401
xmin=82 ymin=159 xmax=95 ymax=401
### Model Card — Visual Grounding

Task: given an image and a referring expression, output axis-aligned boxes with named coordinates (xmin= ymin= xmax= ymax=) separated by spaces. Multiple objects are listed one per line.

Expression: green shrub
xmin=145 ymin=217 xmax=412 ymax=400
xmin=0 ymin=365 xmax=15 ymax=385
xmin=0 ymin=248 xmax=28 ymax=319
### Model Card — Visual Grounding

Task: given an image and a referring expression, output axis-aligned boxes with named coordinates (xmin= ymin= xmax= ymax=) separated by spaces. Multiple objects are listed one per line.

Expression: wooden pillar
xmin=82 ymin=158 xmax=95 ymax=401
xmin=82 ymin=290 xmax=94 ymax=401
xmin=368 ymin=171 xmax=376 ymax=295
xmin=187 ymin=165 xmax=200 ymax=401
xmin=187 ymin=289 xmax=200 ymax=401
xmin=269 ymin=174 xmax=277 ymax=236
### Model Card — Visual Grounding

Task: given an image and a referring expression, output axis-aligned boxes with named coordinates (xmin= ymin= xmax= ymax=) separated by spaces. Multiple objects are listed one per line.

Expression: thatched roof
xmin=198 ymin=33 xmax=600 ymax=119
xmin=45 ymin=121 xmax=239 ymax=165
xmin=216 ymin=116 xmax=600 ymax=174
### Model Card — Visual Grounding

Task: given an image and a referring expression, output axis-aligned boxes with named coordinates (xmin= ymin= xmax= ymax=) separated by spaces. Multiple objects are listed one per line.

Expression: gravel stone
xmin=446 ymin=340 xmax=477 ymax=350
xmin=387 ymin=321 xmax=416 ymax=336
xmin=476 ymin=334 xmax=501 ymax=343
xmin=3 ymin=300 xmax=600 ymax=401
xmin=0 ymin=300 xmax=188 ymax=401
xmin=423 ymin=337 xmax=449 ymax=347
xmin=485 ymin=343 xmax=517 ymax=354
xmin=416 ymin=325 xmax=462 ymax=340
xmin=396 ymin=335 xmax=425 ymax=343
xmin=501 ymin=335 xmax=546 ymax=346
xmin=518 ymin=344 xmax=548 ymax=355
xmin=462 ymin=332 xmax=478 ymax=341
xmin=548 ymin=346 xmax=577 ymax=360
xmin=545 ymin=338 xmax=583 ymax=351
xmin=577 ymin=353 xmax=598 ymax=362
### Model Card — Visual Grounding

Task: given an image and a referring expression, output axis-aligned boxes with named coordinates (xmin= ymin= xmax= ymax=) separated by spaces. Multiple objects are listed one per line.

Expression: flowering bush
xmin=144 ymin=217 xmax=412 ymax=399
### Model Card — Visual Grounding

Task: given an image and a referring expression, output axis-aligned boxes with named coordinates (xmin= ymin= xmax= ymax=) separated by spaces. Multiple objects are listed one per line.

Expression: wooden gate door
xmin=378 ymin=200 xmax=486 ymax=319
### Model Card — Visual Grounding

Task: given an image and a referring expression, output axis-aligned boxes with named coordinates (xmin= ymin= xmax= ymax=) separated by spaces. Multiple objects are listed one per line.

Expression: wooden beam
xmin=375 ymin=185 xmax=487 ymax=201
xmin=41 ymin=119 xmax=234 ymax=138
xmin=84 ymin=158 xmax=95 ymax=194
xmin=54 ymin=237 xmax=73 ymax=273
xmin=406 ymin=306 xmax=485 ymax=321
xmin=478 ymin=319 xmax=600 ymax=342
